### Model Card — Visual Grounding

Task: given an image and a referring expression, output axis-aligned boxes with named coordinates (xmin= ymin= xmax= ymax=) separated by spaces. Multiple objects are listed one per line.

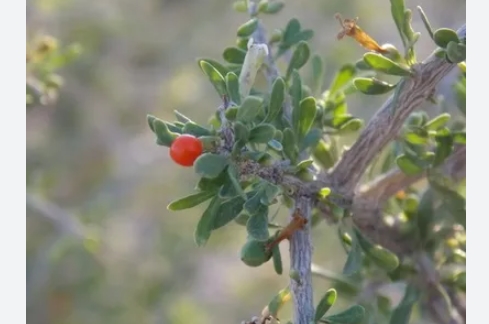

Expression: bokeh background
xmin=26 ymin=1 xmax=465 ymax=323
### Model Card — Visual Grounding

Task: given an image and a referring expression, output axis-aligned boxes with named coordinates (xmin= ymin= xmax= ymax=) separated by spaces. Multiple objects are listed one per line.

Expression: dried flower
xmin=335 ymin=13 xmax=388 ymax=54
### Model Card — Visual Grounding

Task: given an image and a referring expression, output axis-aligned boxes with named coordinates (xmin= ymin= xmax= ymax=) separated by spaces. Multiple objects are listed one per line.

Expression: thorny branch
xmin=247 ymin=2 xmax=315 ymax=324
xmin=239 ymin=4 xmax=466 ymax=323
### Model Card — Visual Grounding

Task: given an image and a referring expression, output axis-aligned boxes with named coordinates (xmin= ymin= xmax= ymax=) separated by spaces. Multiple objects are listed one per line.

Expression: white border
xmin=3 ymin=0 xmax=26 ymax=321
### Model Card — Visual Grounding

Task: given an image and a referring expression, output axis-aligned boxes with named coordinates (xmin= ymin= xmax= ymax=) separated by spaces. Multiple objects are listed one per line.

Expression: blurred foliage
xmin=26 ymin=0 xmax=464 ymax=324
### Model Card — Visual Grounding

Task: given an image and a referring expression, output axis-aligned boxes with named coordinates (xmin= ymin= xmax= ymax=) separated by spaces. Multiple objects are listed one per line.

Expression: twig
xmin=289 ymin=198 xmax=315 ymax=324
xmin=328 ymin=24 xmax=466 ymax=198
xmin=359 ymin=144 xmax=466 ymax=203
xmin=248 ymin=3 xmax=314 ymax=323
xmin=26 ymin=192 xmax=85 ymax=238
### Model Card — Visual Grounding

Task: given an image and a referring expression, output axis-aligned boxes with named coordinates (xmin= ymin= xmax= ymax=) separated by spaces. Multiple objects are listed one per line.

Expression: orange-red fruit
xmin=169 ymin=134 xmax=203 ymax=167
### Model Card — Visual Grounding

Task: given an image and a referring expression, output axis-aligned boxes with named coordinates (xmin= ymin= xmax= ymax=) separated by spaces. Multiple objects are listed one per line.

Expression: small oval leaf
xmin=194 ymin=153 xmax=229 ymax=179
xmin=168 ymin=191 xmax=217 ymax=211
xmin=223 ymin=46 xmax=247 ymax=64
xmin=433 ymin=28 xmax=460 ymax=48
xmin=194 ymin=197 xmax=222 ymax=246
xmin=265 ymin=77 xmax=285 ymax=122
xmin=425 ymin=113 xmax=451 ymax=131
xmin=354 ymin=228 xmax=400 ymax=272
xmin=246 ymin=206 xmax=270 ymax=241
xmin=152 ymin=119 xmax=178 ymax=146
xmin=213 ymin=195 xmax=246 ymax=229
xmin=286 ymin=40 xmax=311 ymax=79
xmin=249 ymin=124 xmax=276 ymax=143
xmin=226 ymin=72 xmax=241 ymax=104
xmin=314 ymin=289 xmax=337 ymax=321
xmin=199 ymin=60 xmax=228 ymax=97
xmin=293 ymin=96 xmax=317 ymax=140
xmin=237 ymin=96 xmax=264 ymax=122
xmin=396 ymin=154 xmax=424 ymax=176
xmin=354 ymin=77 xmax=396 ymax=95
xmin=363 ymin=53 xmax=412 ymax=76
xmin=237 ymin=18 xmax=259 ymax=37
xmin=446 ymin=41 xmax=466 ymax=63
xmin=272 ymin=245 xmax=283 ymax=275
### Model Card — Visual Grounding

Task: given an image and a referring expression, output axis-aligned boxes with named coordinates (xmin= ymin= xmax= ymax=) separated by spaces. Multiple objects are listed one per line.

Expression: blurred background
xmin=26 ymin=1 xmax=465 ymax=323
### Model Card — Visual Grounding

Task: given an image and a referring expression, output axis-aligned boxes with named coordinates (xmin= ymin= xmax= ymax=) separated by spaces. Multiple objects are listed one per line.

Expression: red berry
xmin=169 ymin=134 xmax=203 ymax=167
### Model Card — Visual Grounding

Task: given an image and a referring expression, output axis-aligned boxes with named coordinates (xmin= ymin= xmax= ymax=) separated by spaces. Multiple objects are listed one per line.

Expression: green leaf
xmin=268 ymin=139 xmax=283 ymax=151
xmin=282 ymin=128 xmax=298 ymax=163
xmin=290 ymin=70 xmax=303 ymax=113
xmin=433 ymin=28 xmax=460 ymax=48
xmin=226 ymin=72 xmax=241 ymax=104
xmin=416 ymin=189 xmax=435 ymax=242
xmin=404 ymin=127 xmax=429 ymax=145
xmin=194 ymin=197 xmax=222 ymax=246
xmin=173 ymin=110 xmax=192 ymax=123
xmin=228 ymin=164 xmax=247 ymax=199
xmin=355 ymin=59 xmax=372 ymax=71
xmin=311 ymin=54 xmax=325 ymax=95
xmin=313 ymin=140 xmax=336 ymax=170
xmin=261 ymin=182 xmax=281 ymax=205
xmin=417 ymin=6 xmax=434 ymax=40
xmin=329 ymin=64 xmax=356 ymax=95
xmin=197 ymin=171 xmax=227 ymax=192
xmin=237 ymin=18 xmax=259 ymax=37
xmin=425 ymin=113 xmax=451 ymax=131
xmin=396 ymin=154 xmax=424 ymax=176
xmin=315 ymin=289 xmax=337 ymax=321
xmin=354 ymin=78 xmax=396 ymax=95
xmin=293 ymin=96 xmax=317 ymax=140
xmin=223 ymin=47 xmax=246 ymax=64
xmin=147 ymin=114 xmax=157 ymax=132
xmin=453 ymin=131 xmax=466 ymax=144
xmin=152 ymin=118 xmax=178 ymax=146
xmin=343 ymin=238 xmax=363 ymax=276
xmin=194 ymin=153 xmax=229 ymax=179
xmin=320 ymin=305 xmax=365 ymax=324
xmin=272 ymin=245 xmax=283 ymax=275
xmin=265 ymin=77 xmax=285 ymax=122
xmin=167 ymin=191 xmax=217 ymax=211
xmin=446 ymin=41 xmax=466 ymax=63
xmin=224 ymin=107 xmax=238 ymax=120
xmin=337 ymin=118 xmax=364 ymax=134
xmin=244 ymin=188 xmax=266 ymax=215
xmin=240 ymin=239 xmax=272 ymax=267
xmin=247 ymin=205 xmax=269 ymax=241
xmin=199 ymin=60 xmax=227 ymax=97
xmin=433 ymin=132 xmax=454 ymax=167
xmin=354 ymin=228 xmax=399 ymax=272
xmin=197 ymin=58 xmax=230 ymax=79
xmin=233 ymin=121 xmax=249 ymax=142
xmin=266 ymin=287 xmax=292 ymax=317
xmin=390 ymin=0 xmax=418 ymax=63
xmin=259 ymin=1 xmax=285 ymax=14
xmin=182 ymin=122 xmax=212 ymax=137
xmin=237 ymin=95 xmax=263 ymax=122
xmin=286 ymin=41 xmax=310 ymax=80
xmin=389 ymin=285 xmax=420 ymax=324
xmin=300 ymin=128 xmax=322 ymax=151
xmin=233 ymin=1 xmax=248 ymax=12
xmin=390 ymin=0 xmax=408 ymax=45
xmin=213 ymin=195 xmax=246 ymax=229
xmin=363 ymin=53 xmax=412 ymax=76
xmin=428 ymin=173 xmax=466 ymax=227
xmin=249 ymin=124 xmax=276 ymax=143
xmin=282 ymin=18 xmax=301 ymax=46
